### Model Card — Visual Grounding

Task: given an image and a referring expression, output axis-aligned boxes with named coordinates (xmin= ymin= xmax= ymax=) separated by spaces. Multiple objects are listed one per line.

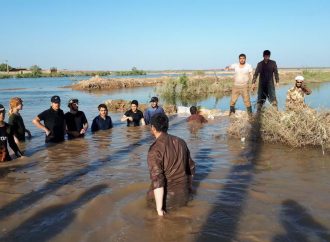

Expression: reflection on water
xmin=0 ymin=78 xmax=330 ymax=241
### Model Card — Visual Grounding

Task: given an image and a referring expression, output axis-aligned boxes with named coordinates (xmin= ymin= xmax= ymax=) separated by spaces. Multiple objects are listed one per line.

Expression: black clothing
xmin=252 ymin=60 xmax=279 ymax=105
xmin=0 ymin=123 xmax=22 ymax=162
xmin=8 ymin=113 xmax=26 ymax=142
xmin=64 ymin=111 xmax=88 ymax=139
xmin=124 ymin=109 xmax=144 ymax=127
xmin=91 ymin=115 xmax=113 ymax=132
xmin=38 ymin=107 xmax=65 ymax=143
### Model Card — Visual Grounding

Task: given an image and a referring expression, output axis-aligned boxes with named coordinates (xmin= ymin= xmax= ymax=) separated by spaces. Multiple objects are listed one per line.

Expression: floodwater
xmin=0 ymin=77 xmax=330 ymax=242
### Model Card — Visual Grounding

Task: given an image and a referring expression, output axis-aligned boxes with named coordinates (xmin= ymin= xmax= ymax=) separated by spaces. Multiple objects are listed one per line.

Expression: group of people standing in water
xmin=0 ymin=49 xmax=313 ymax=215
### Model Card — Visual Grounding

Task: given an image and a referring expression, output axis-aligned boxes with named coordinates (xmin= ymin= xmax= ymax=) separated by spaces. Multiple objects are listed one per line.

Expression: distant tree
xmin=30 ymin=65 xmax=42 ymax=76
xmin=50 ymin=67 xmax=57 ymax=73
xmin=0 ymin=63 xmax=12 ymax=72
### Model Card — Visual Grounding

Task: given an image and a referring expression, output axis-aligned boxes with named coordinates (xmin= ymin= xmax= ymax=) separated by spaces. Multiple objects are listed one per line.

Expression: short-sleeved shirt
xmin=64 ymin=111 xmax=88 ymax=138
xmin=230 ymin=63 xmax=253 ymax=86
xmin=144 ymin=106 xmax=165 ymax=125
xmin=38 ymin=107 xmax=65 ymax=143
xmin=91 ymin=115 xmax=113 ymax=132
xmin=124 ymin=109 xmax=144 ymax=127
xmin=8 ymin=113 xmax=26 ymax=141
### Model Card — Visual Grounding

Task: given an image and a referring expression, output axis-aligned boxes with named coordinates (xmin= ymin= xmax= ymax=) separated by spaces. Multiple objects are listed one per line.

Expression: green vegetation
xmin=156 ymin=75 xmax=232 ymax=105
xmin=302 ymin=70 xmax=330 ymax=82
xmin=114 ymin=67 xmax=146 ymax=76
xmin=0 ymin=63 xmax=12 ymax=72
xmin=30 ymin=65 xmax=42 ymax=76
xmin=192 ymin=70 xmax=206 ymax=76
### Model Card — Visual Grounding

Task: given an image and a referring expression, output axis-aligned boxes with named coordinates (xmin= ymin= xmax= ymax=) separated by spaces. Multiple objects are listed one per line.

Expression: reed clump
xmin=227 ymin=107 xmax=330 ymax=151
xmin=157 ymin=75 xmax=233 ymax=101
xmin=71 ymin=76 xmax=171 ymax=90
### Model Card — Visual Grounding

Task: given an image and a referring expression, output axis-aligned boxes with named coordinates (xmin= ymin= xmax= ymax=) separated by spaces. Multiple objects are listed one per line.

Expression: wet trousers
xmin=230 ymin=84 xmax=251 ymax=107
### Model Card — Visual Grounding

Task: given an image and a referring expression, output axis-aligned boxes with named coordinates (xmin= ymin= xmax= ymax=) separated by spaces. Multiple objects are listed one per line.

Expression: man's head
xmin=131 ymin=100 xmax=139 ymax=112
xmin=239 ymin=53 xmax=246 ymax=65
xmin=295 ymin=75 xmax=304 ymax=88
xmin=263 ymin=50 xmax=271 ymax=62
xmin=190 ymin=106 xmax=198 ymax=115
xmin=51 ymin=95 xmax=61 ymax=110
xmin=150 ymin=113 xmax=169 ymax=136
xmin=98 ymin=104 xmax=108 ymax=117
xmin=0 ymin=104 xmax=5 ymax=122
xmin=68 ymin=98 xmax=79 ymax=111
xmin=149 ymin=96 xmax=159 ymax=108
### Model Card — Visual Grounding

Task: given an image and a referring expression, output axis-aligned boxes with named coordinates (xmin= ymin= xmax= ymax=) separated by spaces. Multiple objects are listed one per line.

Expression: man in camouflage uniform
xmin=286 ymin=75 xmax=312 ymax=111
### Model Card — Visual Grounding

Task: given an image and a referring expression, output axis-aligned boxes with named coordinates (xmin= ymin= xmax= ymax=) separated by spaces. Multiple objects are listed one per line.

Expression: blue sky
xmin=1 ymin=0 xmax=330 ymax=70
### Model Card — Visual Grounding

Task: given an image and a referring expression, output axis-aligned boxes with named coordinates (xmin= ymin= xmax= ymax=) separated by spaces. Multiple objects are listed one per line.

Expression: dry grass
xmin=104 ymin=99 xmax=177 ymax=114
xmin=227 ymin=107 xmax=330 ymax=152
xmin=71 ymin=76 xmax=171 ymax=90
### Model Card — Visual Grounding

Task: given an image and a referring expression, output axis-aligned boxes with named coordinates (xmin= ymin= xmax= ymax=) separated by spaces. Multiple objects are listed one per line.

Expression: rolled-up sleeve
xmin=147 ymin=146 xmax=165 ymax=189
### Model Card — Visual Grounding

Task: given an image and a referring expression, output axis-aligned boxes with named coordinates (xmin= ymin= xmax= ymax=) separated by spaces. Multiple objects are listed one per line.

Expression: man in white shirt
xmin=225 ymin=54 xmax=253 ymax=116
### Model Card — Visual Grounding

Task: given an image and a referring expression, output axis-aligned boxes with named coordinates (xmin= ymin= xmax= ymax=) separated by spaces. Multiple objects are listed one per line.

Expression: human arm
xmin=153 ymin=187 xmax=165 ymax=216
xmin=301 ymin=82 xmax=312 ymax=95
xmin=91 ymin=117 xmax=99 ymax=132
xmin=140 ymin=118 xmax=146 ymax=126
xmin=147 ymin=146 xmax=165 ymax=215
xmin=251 ymin=63 xmax=260 ymax=90
xmin=80 ymin=113 xmax=88 ymax=134
xmin=273 ymin=61 xmax=280 ymax=86
xmin=144 ymin=109 xmax=150 ymax=125
xmin=32 ymin=116 xmax=50 ymax=136
xmin=7 ymin=126 xmax=23 ymax=158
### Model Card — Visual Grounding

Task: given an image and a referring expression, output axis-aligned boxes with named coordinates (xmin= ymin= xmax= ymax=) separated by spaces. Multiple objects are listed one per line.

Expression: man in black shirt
xmin=0 ymin=104 xmax=23 ymax=161
xmin=91 ymin=104 xmax=113 ymax=132
xmin=32 ymin=95 xmax=66 ymax=143
xmin=121 ymin=100 xmax=145 ymax=127
xmin=252 ymin=50 xmax=280 ymax=111
xmin=64 ymin=98 xmax=88 ymax=139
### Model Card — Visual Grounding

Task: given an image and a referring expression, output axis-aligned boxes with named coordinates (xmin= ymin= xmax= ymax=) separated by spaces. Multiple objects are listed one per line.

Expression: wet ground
xmin=0 ymin=77 xmax=330 ymax=241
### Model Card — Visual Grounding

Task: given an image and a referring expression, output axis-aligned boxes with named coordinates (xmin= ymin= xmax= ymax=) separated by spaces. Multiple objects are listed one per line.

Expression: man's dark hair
xmin=239 ymin=53 xmax=246 ymax=58
xmin=151 ymin=113 xmax=169 ymax=132
xmin=131 ymin=100 xmax=139 ymax=106
xmin=190 ymin=106 xmax=197 ymax=114
xmin=98 ymin=104 xmax=108 ymax=111
xmin=263 ymin=50 xmax=271 ymax=56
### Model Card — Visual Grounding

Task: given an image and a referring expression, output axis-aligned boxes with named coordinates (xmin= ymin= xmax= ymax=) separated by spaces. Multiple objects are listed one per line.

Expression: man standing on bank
xmin=147 ymin=113 xmax=195 ymax=216
xmin=225 ymin=53 xmax=253 ymax=116
xmin=32 ymin=95 xmax=66 ymax=143
xmin=252 ymin=50 xmax=280 ymax=111
xmin=64 ymin=98 xmax=88 ymax=139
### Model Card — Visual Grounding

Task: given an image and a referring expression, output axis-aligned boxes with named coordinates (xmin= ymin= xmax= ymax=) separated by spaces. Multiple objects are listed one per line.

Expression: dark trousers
xmin=257 ymin=82 xmax=277 ymax=107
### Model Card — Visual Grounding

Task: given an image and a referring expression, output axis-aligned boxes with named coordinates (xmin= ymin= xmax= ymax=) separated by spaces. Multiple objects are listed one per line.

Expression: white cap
xmin=295 ymin=75 xmax=304 ymax=81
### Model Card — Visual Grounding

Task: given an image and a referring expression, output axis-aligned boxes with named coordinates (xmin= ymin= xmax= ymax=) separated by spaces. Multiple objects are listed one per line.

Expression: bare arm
xmin=32 ymin=116 xmax=50 ymax=135
xmin=153 ymin=187 xmax=165 ymax=216
xmin=121 ymin=115 xmax=132 ymax=122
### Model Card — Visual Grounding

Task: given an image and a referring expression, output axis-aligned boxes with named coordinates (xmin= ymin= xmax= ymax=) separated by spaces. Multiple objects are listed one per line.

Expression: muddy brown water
xmin=0 ymin=77 xmax=330 ymax=241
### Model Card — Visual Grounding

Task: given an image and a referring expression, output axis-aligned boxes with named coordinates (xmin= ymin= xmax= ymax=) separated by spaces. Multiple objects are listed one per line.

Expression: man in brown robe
xmin=147 ymin=113 xmax=195 ymax=216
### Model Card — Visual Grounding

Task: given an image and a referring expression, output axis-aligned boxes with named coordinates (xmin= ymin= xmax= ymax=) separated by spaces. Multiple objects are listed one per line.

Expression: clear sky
xmin=1 ymin=0 xmax=330 ymax=70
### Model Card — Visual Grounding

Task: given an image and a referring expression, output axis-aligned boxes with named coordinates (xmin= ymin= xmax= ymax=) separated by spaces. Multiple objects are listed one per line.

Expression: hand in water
xmin=157 ymin=209 xmax=166 ymax=216
xmin=45 ymin=129 xmax=51 ymax=136
xmin=80 ymin=129 xmax=86 ymax=134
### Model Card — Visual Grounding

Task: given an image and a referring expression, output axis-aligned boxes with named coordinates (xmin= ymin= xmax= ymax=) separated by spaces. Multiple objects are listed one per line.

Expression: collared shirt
xmin=147 ymin=133 xmax=195 ymax=192
xmin=144 ymin=106 xmax=165 ymax=125
xmin=286 ymin=85 xmax=312 ymax=111
xmin=229 ymin=63 xmax=253 ymax=86
xmin=38 ymin=107 xmax=65 ymax=143
xmin=91 ymin=115 xmax=113 ymax=132
xmin=252 ymin=60 xmax=279 ymax=85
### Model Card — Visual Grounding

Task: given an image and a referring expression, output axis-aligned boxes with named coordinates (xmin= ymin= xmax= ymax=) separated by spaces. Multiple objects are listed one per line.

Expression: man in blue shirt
xmin=91 ymin=104 xmax=113 ymax=132
xmin=144 ymin=97 xmax=165 ymax=125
